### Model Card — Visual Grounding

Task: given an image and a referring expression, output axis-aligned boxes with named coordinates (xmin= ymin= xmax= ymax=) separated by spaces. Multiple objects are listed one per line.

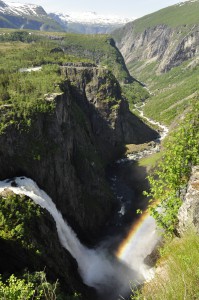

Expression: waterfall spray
xmin=0 ymin=177 xmax=145 ymax=298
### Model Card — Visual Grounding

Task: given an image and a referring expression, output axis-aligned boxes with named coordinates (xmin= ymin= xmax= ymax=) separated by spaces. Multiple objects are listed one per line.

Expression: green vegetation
xmin=122 ymin=82 xmax=149 ymax=110
xmin=60 ymin=33 xmax=131 ymax=82
xmin=0 ymin=271 xmax=81 ymax=300
xmin=0 ymin=192 xmax=83 ymax=299
xmin=0 ymin=34 xmax=83 ymax=132
xmin=0 ymin=31 xmax=41 ymax=43
xmin=145 ymin=99 xmax=199 ymax=235
xmin=132 ymin=102 xmax=199 ymax=300
xmin=0 ymin=30 xmax=131 ymax=82
xmin=131 ymin=230 xmax=199 ymax=300
xmin=128 ymin=0 xmax=199 ymax=34
xmin=0 ymin=273 xmax=36 ymax=300
xmin=0 ymin=192 xmax=43 ymax=252
xmin=139 ymin=152 xmax=162 ymax=169
xmin=127 ymin=57 xmax=199 ymax=125
xmin=0 ymin=33 xmax=92 ymax=70
xmin=0 ymin=29 xmax=133 ymax=133
xmin=0 ymin=271 xmax=59 ymax=300
xmin=143 ymin=62 xmax=199 ymax=125
xmin=0 ymin=63 xmax=63 ymax=132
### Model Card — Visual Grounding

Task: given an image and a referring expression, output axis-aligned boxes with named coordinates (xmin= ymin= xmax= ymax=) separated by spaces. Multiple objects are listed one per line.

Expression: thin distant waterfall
xmin=0 ymin=177 xmax=159 ymax=298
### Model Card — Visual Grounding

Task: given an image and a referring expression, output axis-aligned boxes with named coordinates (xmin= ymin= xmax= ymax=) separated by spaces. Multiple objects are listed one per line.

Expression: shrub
xmin=145 ymin=99 xmax=199 ymax=235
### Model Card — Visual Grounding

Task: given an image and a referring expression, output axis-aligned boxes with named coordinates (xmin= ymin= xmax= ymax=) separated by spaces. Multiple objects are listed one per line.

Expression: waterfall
xmin=0 ymin=101 xmax=166 ymax=297
xmin=0 ymin=177 xmax=144 ymax=298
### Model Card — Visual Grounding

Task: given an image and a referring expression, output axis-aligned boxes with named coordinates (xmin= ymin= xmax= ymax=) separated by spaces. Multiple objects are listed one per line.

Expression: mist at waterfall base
xmin=0 ymin=177 xmax=159 ymax=299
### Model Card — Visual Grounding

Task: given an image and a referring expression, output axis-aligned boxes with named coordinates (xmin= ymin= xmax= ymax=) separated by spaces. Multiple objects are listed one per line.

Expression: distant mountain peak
xmin=0 ymin=0 xmax=7 ymax=7
xmin=0 ymin=1 xmax=62 ymax=31
xmin=2 ymin=1 xmax=47 ymax=16
xmin=50 ymin=11 xmax=133 ymax=26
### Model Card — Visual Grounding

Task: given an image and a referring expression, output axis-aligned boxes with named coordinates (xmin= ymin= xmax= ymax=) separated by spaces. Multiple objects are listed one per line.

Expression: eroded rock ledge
xmin=178 ymin=166 xmax=199 ymax=234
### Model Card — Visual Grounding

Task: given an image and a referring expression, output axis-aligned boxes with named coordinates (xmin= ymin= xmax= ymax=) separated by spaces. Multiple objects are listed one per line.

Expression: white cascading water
xmin=117 ymin=103 xmax=168 ymax=164
xmin=0 ymin=177 xmax=142 ymax=298
xmin=0 ymin=104 xmax=168 ymax=298
xmin=135 ymin=103 xmax=169 ymax=141
xmin=0 ymin=102 xmax=169 ymax=300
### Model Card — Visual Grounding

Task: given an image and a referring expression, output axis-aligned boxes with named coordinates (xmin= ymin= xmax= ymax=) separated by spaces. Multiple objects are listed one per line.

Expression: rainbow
xmin=116 ymin=210 xmax=150 ymax=259
xmin=115 ymin=209 xmax=159 ymax=279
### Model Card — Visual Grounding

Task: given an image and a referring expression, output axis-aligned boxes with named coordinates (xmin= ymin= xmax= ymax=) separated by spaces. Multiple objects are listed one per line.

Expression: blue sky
xmin=13 ymin=0 xmax=187 ymax=18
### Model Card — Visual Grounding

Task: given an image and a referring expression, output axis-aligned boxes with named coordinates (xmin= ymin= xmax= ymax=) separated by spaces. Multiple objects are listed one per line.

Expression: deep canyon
xmin=0 ymin=1 xmax=199 ymax=298
xmin=0 ymin=64 xmax=160 ymax=299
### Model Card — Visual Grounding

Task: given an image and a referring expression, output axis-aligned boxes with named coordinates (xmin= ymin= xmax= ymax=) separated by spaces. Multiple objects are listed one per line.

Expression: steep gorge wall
xmin=113 ymin=23 xmax=199 ymax=73
xmin=0 ymin=66 xmax=157 ymax=244
xmin=0 ymin=64 xmax=158 ymax=298
xmin=61 ymin=65 xmax=157 ymax=160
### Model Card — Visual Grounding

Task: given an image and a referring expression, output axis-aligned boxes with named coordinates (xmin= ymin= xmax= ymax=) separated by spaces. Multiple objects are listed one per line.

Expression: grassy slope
xmin=132 ymin=230 xmax=199 ymax=300
xmin=118 ymin=3 xmax=199 ymax=299
xmin=59 ymin=33 xmax=132 ymax=82
xmin=0 ymin=29 xmax=148 ymax=132
xmin=113 ymin=0 xmax=199 ymax=44
xmin=0 ymin=29 xmax=132 ymax=83
xmin=132 ymin=60 xmax=199 ymax=125
xmin=125 ymin=40 xmax=199 ymax=125
xmin=129 ymin=0 xmax=199 ymax=33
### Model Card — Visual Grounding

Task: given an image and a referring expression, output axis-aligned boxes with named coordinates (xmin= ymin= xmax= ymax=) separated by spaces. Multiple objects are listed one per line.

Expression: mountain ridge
xmin=0 ymin=1 xmax=132 ymax=33
xmin=112 ymin=0 xmax=199 ymax=125
xmin=2 ymin=1 xmax=47 ymax=16
xmin=113 ymin=0 xmax=199 ymax=74
xmin=0 ymin=0 xmax=63 ymax=31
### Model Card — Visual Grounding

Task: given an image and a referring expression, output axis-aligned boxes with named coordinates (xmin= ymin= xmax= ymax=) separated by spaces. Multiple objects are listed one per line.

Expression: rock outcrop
xmin=0 ymin=65 xmax=157 ymax=244
xmin=178 ymin=166 xmax=199 ymax=234
xmin=61 ymin=65 xmax=157 ymax=161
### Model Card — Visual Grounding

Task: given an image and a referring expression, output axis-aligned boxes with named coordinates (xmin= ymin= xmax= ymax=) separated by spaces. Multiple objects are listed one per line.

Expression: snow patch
xmin=177 ymin=0 xmax=198 ymax=7
xmin=2 ymin=1 xmax=47 ymax=17
xmin=51 ymin=11 xmax=133 ymax=25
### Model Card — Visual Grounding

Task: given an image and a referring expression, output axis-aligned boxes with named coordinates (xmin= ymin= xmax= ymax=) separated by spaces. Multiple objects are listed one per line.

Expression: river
xmin=102 ymin=103 xmax=169 ymax=296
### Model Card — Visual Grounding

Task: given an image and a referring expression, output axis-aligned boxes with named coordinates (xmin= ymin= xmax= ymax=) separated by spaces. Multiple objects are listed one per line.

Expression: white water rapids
xmin=117 ymin=103 xmax=168 ymax=164
xmin=135 ymin=103 xmax=168 ymax=141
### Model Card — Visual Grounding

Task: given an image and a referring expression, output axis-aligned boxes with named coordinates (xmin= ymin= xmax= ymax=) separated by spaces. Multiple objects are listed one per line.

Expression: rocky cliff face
xmin=178 ymin=166 xmax=199 ymax=234
xmin=61 ymin=65 xmax=157 ymax=159
xmin=0 ymin=65 xmax=157 ymax=244
xmin=113 ymin=23 xmax=199 ymax=73
xmin=113 ymin=0 xmax=199 ymax=74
